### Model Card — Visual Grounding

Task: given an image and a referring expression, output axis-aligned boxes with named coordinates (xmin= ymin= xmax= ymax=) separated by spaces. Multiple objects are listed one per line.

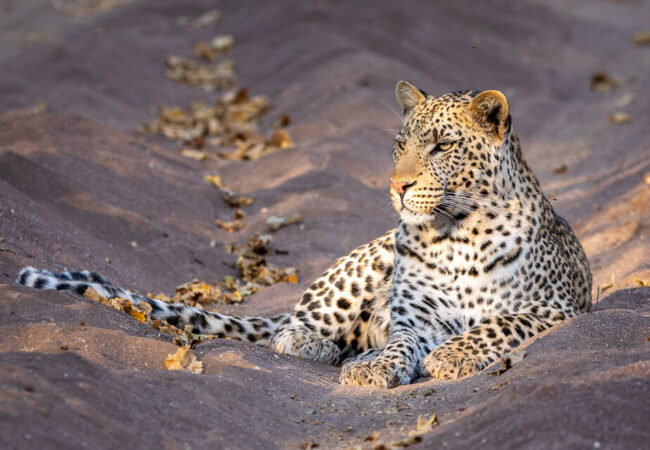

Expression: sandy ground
xmin=0 ymin=0 xmax=648 ymax=448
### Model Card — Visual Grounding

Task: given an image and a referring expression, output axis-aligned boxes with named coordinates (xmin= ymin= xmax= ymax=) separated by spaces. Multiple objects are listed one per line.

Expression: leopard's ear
xmin=469 ymin=90 xmax=509 ymax=139
xmin=396 ymin=81 xmax=427 ymax=115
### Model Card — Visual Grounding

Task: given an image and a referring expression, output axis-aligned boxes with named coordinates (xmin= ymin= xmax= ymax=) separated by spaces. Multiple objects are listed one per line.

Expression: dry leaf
xmin=164 ymin=346 xmax=204 ymax=374
xmin=84 ymin=287 xmax=105 ymax=303
xmin=632 ymin=31 xmax=650 ymax=45
xmin=487 ymin=349 xmax=527 ymax=376
xmin=609 ymin=112 xmax=632 ymax=124
xmin=268 ymin=128 xmax=294 ymax=149
xmin=601 ymin=283 xmax=613 ymax=292
xmin=180 ymin=148 xmax=209 ymax=161
xmin=84 ymin=288 xmax=151 ymax=325
xmin=216 ymin=218 xmax=245 ymax=232
xmin=590 ymin=72 xmax=620 ymax=93
xmin=204 ymin=175 xmax=253 ymax=208
xmin=204 ymin=174 xmax=223 ymax=189
xmin=122 ymin=301 xmax=146 ymax=323
xmin=615 ymin=92 xmax=636 ymax=108
xmin=409 ymin=414 xmax=438 ymax=436
xmin=178 ymin=9 xmax=221 ymax=28
xmin=266 ymin=213 xmax=302 ymax=231
xmin=194 ymin=41 xmax=215 ymax=61
xmin=552 ymin=164 xmax=567 ymax=175
xmin=633 ymin=277 xmax=649 ymax=287
xmin=221 ymin=187 xmax=253 ymax=207
xmin=211 ymin=35 xmax=233 ymax=53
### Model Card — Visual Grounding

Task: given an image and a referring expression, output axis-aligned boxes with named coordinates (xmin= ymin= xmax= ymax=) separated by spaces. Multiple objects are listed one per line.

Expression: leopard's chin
xmin=397 ymin=207 xmax=437 ymax=225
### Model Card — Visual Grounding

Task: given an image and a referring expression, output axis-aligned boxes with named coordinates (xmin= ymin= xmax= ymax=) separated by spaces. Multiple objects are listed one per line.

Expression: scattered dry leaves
xmin=173 ymin=278 xmax=246 ymax=306
xmin=164 ymin=346 xmax=204 ymax=374
xmin=226 ymin=234 xmax=298 ymax=287
xmin=165 ymin=55 xmax=236 ymax=91
xmin=83 ymin=287 xmax=150 ymax=323
xmin=83 ymin=288 xmax=212 ymax=347
xmin=266 ymin=213 xmax=303 ymax=231
xmin=590 ymin=72 xmax=620 ymax=93
xmin=143 ymin=88 xmax=293 ymax=161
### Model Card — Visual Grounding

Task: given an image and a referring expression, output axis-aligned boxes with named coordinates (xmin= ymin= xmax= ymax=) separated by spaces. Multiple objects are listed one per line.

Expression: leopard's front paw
xmin=270 ymin=331 xmax=340 ymax=365
xmin=340 ymin=359 xmax=411 ymax=388
xmin=421 ymin=347 xmax=490 ymax=380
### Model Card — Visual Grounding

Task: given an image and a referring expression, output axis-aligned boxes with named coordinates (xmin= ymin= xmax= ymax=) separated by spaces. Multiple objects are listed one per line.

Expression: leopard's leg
xmin=422 ymin=313 xmax=565 ymax=380
xmin=340 ymin=328 xmax=427 ymax=388
xmin=267 ymin=231 xmax=395 ymax=366
xmin=341 ymin=347 xmax=383 ymax=365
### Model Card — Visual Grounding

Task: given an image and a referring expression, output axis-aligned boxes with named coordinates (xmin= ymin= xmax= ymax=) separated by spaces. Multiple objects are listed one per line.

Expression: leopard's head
xmin=389 ymin=81 xmax=513 ymax=225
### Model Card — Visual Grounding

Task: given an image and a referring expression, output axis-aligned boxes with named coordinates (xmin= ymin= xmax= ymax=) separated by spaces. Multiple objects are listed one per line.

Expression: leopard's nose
xmin=390 ymin=180 xmax=416 ymax=196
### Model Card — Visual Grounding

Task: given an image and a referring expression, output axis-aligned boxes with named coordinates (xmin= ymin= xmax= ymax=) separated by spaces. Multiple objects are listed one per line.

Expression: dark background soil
xmin=0 ymin=0 xmax=648 ymax=448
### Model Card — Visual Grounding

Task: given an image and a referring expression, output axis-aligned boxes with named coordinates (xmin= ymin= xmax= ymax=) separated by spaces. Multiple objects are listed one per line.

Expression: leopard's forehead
xmin=401 ymin=90 xmax=479 ymax=139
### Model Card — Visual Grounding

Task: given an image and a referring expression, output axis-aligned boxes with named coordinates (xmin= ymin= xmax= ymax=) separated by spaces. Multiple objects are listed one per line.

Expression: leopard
xmin=16 ymin=81 xmax=592 ymax=388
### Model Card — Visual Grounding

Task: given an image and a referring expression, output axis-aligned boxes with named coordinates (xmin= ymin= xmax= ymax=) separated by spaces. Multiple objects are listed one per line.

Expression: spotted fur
xmin=17 ymin=82 xmax=591 ymax=388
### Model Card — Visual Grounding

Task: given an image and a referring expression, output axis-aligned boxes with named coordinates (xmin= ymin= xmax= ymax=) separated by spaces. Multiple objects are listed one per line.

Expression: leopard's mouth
xmin=396 ymin=203 xmax=438 ymax=225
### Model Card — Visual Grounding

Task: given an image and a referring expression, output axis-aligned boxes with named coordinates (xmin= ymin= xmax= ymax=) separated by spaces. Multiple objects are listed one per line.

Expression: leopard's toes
xmin=340 ymin=360 xmax=410 ymax=388
xmin=422 ymin=348 xmax=487 ymax=380
xmin=298 ymin=337 xmax=340 ymax=364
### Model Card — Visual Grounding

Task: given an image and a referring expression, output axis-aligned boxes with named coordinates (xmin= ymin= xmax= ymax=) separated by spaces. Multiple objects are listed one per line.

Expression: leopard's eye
xmin=429 ymin=142 xmax=453 ymax=155
xmin=394 ymin=136 xmax=405 ymax=151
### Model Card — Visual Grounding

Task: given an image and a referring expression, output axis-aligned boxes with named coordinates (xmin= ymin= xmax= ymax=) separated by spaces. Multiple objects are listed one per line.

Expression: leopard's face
xmin=389 ymin=83 xmax=511 ymax=225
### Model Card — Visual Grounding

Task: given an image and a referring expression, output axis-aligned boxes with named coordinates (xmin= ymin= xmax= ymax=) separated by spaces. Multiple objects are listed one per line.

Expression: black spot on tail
xmin=18 ymin=271 xmax=29 ymax=285
xmin=166 ymin=316 xmax=180 ymax=327
xmin=33 ymin=277 xmax=47 ymax=289
xmin=230 ymin=320 xmax=245 ymax=333
xmin=73 ymin=283 xmax=89 ymax=295
xmin=191 ymin=313 xmax=208 ymax=329
xmin=56 ymin=283 xmax=70 ymax=291
xmin=89 ymin=272 xmax=107 ymax=283
xmin=70 ymin=272 xmax=87 ymax=281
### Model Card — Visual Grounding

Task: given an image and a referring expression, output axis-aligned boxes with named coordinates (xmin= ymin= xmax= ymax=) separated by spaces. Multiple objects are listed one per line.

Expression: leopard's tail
xmin=16 ymin=266 xmax=290 ymax=345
